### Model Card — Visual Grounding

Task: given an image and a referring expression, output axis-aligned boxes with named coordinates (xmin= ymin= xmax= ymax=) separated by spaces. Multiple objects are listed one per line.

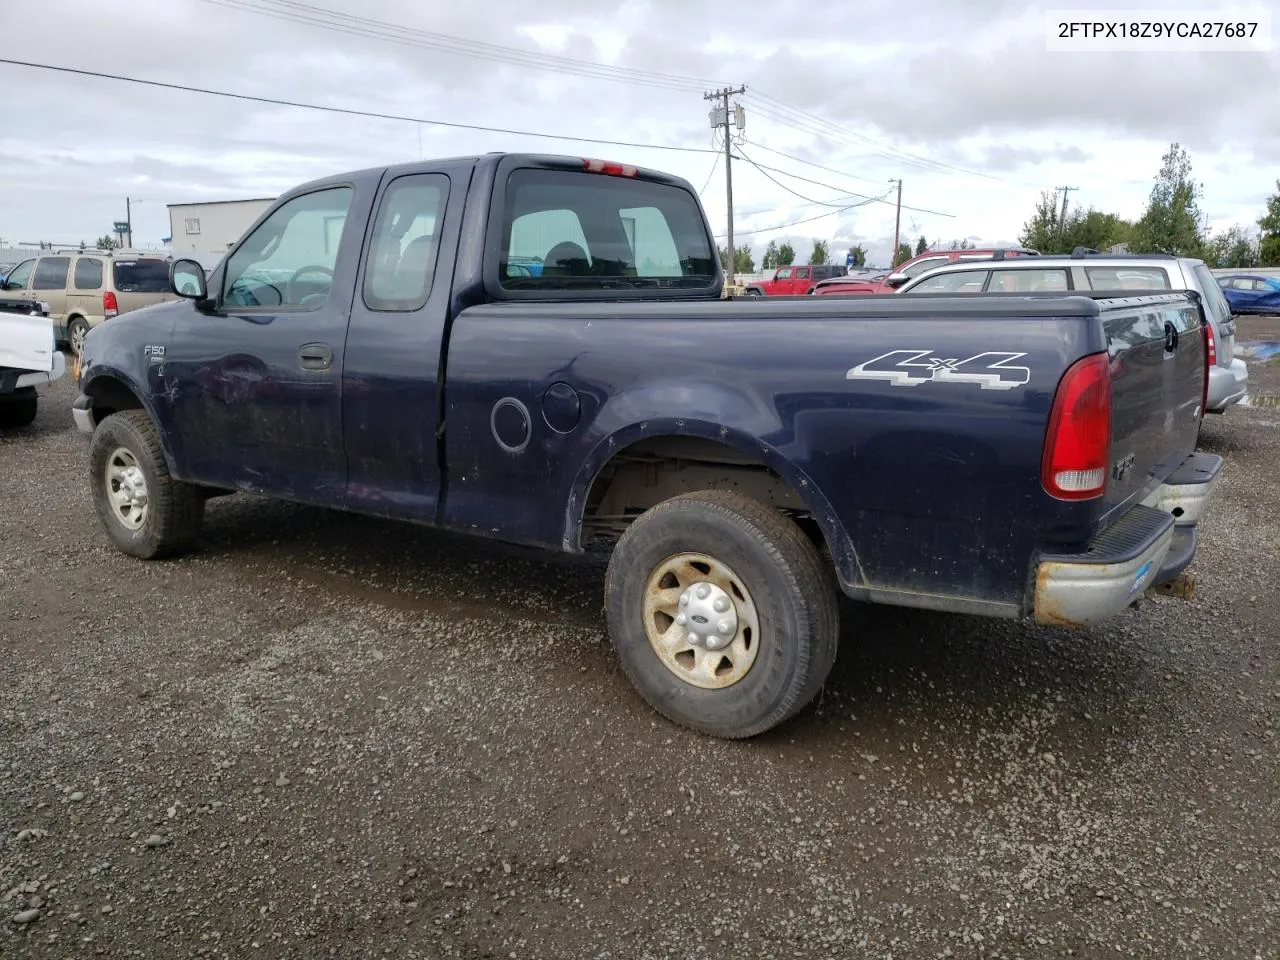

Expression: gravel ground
xmin=2 ymin=347 xmax=1278 ymax=959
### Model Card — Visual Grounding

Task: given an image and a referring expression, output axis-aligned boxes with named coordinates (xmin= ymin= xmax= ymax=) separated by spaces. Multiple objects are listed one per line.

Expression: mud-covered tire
xmin=0 ymin=389 xmax=38 ymax=428
xmin=67 ymin=317 xmax=90 ymax=357
xmin=89 ymin=410 xmax=204 ymax=559
xmin=604 ymin=490 xmax=840 ymax=739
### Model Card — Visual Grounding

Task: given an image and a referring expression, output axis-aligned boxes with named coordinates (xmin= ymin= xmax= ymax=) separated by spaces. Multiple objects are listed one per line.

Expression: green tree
xmin=894 ymin=243 xmax=912 ymax=267
xmin=761 ymin=239 xmax=781 ymax=270
xmin=718 ymin=244 xmax=756 ymax=273
xmin=1258 ymin=181 xmax=1280 ymax=267
xmin=847 ymin=244 xmax=867 ymax=267
xmin=96 ymin=234 xmax=119 ymax=250
xmin=1206 ymin=225 xmax=1260 ymax=268
xmin=1019 ymin=190 xmax=1132 ymax=254
xmin=1129 ymin=142 xmax=1206 ymax=257
xmin=777 ymin=242 xmax=796 ymax=266
xmin=914 ymin=236 xmax=928 ymax=256
xmin=808 ymin=239 xmax=830 ymax=265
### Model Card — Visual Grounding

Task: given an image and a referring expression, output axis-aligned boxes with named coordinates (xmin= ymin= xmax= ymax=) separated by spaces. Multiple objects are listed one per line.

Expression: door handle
xmin=1163 ymin=322 xmax=1178 ymax=352
xmin=298 ymin=343 xmax=333 ymax=370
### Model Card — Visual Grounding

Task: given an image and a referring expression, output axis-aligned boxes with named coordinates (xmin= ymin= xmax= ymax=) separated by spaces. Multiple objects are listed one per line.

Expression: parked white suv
xmin=899 ymin=251 xmax=1248 ymax=414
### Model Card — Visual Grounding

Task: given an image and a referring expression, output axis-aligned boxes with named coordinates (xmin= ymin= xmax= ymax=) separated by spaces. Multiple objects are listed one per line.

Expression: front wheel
xmin=89 ymin=410 xmax=205 ymax=559
xmin=604 ymin=490 xmax=840 ymax=739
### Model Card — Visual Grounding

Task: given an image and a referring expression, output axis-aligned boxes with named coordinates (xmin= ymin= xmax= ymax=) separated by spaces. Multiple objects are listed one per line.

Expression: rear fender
xmin=564 ymin=416 xmax=860 ymax=587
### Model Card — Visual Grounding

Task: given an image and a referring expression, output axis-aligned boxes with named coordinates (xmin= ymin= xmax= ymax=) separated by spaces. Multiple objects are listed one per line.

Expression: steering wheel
xmin=287 ymin=265 xmax=334 ymax=306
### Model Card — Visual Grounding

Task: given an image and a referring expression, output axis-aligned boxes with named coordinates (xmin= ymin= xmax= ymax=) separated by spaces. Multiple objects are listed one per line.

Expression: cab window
xmin=910 ymin=270 xmax=987 ymax=293
xmin=32 ymin=257 xmax=70 ymax=291
xmin=223 ymin=186 xmax=354 ymax=309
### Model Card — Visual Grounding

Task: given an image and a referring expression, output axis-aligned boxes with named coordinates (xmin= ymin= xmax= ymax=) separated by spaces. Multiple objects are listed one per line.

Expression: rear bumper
xmin=1206 ymin=358 xmax=1248 ymax=413
xmin=1033 ymin=452 xmax=1223 ymax=627
xmin=8 ymin=351 xmax=66 ymax=391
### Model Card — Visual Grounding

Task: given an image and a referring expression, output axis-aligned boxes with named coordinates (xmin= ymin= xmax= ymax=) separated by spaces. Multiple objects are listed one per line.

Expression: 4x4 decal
xmin=846 ymin=350 xmax=1031 ymax=390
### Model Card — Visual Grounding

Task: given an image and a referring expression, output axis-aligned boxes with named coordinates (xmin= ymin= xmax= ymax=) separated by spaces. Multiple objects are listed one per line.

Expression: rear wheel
xmin=67 ymin=317 xmax=90 ymax=357
xmin=604 ymin=490 xmax=840 ymax=739
xmin=89 ymin=410 xmax=205 ymax=559
xmin=0 ymin=389 xmax=38 ymax=428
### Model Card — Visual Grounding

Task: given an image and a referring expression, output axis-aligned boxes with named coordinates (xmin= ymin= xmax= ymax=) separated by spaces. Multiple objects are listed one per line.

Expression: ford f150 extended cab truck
xmin=70 ymin=152 xmax=1222 ymax=739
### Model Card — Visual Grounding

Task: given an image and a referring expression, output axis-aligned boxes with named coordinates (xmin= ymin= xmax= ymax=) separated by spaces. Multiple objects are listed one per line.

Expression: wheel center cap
xmin=675 ymin=581 xmax=738 ymax=651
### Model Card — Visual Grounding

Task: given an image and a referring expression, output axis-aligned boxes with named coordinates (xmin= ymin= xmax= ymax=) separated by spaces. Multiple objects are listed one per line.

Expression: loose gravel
xmin=2 ymin=347 xmax=1277 ymax=959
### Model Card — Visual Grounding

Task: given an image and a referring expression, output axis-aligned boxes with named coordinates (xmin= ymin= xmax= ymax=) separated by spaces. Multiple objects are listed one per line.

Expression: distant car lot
xmin=2 ymin=343 xmax=1278 ymax=958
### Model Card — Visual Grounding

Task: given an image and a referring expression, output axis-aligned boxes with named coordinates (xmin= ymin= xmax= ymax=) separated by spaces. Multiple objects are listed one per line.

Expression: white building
xmin=166 ymin=198 xmax=275 ymax=266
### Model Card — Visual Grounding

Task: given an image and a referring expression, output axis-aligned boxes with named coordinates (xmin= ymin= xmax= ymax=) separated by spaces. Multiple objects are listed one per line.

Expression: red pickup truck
xmin=743 ymin=264 xmax=847 ymax=296
xmin=811 ymin=247 xmax=1040 ymax=295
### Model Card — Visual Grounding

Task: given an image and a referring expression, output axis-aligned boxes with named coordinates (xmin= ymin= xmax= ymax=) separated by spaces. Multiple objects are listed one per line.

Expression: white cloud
xmin=1 ymin=0 xmax=1276 ymax=266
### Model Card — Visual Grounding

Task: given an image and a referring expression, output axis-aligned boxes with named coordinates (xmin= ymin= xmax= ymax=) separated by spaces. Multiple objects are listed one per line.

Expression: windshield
xmin=113 ymin=259 xmax=171 ymax=293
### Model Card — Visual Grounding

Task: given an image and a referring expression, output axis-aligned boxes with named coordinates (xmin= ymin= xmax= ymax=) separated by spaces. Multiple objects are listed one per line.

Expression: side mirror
xmin=170 ymin=259 xmax=208 ymax=300
xmin=884 ymin=273 xmax=909 ymax=289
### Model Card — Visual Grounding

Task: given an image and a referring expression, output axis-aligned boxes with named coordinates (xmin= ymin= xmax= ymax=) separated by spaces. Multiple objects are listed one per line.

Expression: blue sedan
xmin=1218 ymin=273 xmax=1280 ymax=315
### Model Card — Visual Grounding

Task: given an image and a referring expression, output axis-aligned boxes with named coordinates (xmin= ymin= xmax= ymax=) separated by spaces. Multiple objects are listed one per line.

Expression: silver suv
xmin=899 ymin=252 xmax=1248 ymax=414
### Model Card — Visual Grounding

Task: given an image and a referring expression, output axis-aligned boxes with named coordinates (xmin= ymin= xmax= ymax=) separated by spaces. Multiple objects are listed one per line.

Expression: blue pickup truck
xmin=72 ymin=152 xmax=1222 ymax=738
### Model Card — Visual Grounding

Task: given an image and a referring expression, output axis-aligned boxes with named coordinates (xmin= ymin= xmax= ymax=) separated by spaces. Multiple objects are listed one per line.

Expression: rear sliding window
xmin=497 ymin=168 xmax=717 ymax=292
xmin=113 ymin=259 xmax=171 ymax=293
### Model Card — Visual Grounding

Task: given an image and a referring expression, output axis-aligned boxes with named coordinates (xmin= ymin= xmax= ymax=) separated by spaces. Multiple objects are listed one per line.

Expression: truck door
xmin=793 ymin=266 xmax=811 ymax=294
xmin=161 ymin=181 xmax=372 ymax=501
xmin=341 ymin=170 xmax=462 ymax=521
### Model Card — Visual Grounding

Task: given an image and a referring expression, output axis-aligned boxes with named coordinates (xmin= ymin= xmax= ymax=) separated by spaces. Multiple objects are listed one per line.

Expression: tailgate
xmin=1102 ymin=297 xmax=1204 ymax=513
xmin=0 ymin=306 xmax=55 ymax=373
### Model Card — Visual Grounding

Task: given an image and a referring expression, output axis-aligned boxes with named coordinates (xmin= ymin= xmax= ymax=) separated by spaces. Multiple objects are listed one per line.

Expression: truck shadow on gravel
xmin=197 ymin=494 xmax=1163 ymax=761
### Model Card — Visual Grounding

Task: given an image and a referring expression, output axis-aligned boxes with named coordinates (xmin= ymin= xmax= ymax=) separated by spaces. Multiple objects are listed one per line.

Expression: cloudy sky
xmin=2 ymin=0 xmax=1277 ymax=268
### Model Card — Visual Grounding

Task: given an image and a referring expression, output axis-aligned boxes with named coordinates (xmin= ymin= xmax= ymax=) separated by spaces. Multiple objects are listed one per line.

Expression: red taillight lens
xmin=582 ymin=157 xmax=638 ymax=177
xmin=1201 ymin=319 xmax=1213 ymax=415
xmin=103 ymin=291 xmax=119 ymax=318
xmin=1042 ymin=352 xmax=1112 ymax=500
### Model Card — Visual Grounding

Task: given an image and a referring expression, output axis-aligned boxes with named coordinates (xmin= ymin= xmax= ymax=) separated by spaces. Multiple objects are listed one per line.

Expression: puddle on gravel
xmin=1235 ymin=340 xmax=1280 ymax=361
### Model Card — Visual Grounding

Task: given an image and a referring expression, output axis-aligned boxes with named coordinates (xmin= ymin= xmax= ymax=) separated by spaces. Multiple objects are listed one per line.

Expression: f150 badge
xmin=846 ymin=350 xmax=1031 ymax=391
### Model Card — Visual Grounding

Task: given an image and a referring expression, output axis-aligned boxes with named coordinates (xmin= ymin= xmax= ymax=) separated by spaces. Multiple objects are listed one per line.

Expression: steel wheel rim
xmin=104 ymin=446 xmax=149 ymax=531
xmin=643 ymin=552 xmax=760 ymax=689
xmin=71 ymin=324 xmax=86 ymax=356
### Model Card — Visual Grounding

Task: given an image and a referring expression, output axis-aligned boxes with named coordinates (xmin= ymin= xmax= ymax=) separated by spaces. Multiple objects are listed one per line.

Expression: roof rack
xmin=1069 ymin=247 xmax=1178 ymax=261
xmin=48 ymin=247 xmax=172 ymax=258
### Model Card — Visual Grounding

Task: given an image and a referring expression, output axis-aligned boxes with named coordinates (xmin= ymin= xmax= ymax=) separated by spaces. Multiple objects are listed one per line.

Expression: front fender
xmin=79 ymin=366 xmax=178 ymax=475
xmin=563 ymin=415 xmax=860 ymax=587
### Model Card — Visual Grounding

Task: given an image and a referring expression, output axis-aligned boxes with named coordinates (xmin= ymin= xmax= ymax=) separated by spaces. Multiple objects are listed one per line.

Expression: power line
xmin=735 ymin=147 xmax=871 ymax=209
xmin=735 ymin=147 xmax=954 ymax=218
xmin=0 ymin=58 xmax=720 ymax=157
xmin=197 ymin=0 xmax=1057 ymax=191
xmin=743 ymin=141 xmax=893 ymax=188
xmin=696 ymin=153 xmax=720 ymax=197
xmin=719 ymin=191 xmax=895 ymax=239
xmin=197 ymin=0 xmax=717 ymax=93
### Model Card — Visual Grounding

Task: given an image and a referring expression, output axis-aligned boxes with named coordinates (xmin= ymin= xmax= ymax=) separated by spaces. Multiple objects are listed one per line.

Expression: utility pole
xmin=705 ymin=85 xmax=746 ymax=287
xmin=888 ymin=178 xmax=903 ymax=267
xmin=1057 ymin=186 xmax=1077 ymax=230
xmin=126 ymin=196 xmax=133 ymax=249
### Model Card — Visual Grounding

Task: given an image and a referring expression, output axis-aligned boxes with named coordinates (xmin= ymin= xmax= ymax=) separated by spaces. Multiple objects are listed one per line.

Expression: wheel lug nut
xmin=678 ymin=592 xmax=689 ymax=607
xmin=696 ymin=584 xmax=711 ymax=600
xmin=675 ymin=613 xmax=687 ymax=626
xmin=713 ymin=597 xmax=730 ymax=613
xmin=688 ymin=632 xmax=701 ymax=645
xmin=717 ymin=619 xmax=733 ymax=635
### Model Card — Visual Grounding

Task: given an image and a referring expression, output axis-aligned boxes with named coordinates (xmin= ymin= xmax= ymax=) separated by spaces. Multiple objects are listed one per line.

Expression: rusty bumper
xmin=1034 ymin=452 xmax=1223 ymax=628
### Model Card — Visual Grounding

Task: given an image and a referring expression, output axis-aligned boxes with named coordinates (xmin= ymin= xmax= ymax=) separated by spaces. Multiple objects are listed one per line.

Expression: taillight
xmin=1042 ymin=352 xmax=1112 ymax=500
xmin=1201 ymin=319 xmax=1213 ymax=416
xmin=582 ymin=158 xmax=638 ymax=177
xmin=103 ymin=291 xmax=119 ymax=318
